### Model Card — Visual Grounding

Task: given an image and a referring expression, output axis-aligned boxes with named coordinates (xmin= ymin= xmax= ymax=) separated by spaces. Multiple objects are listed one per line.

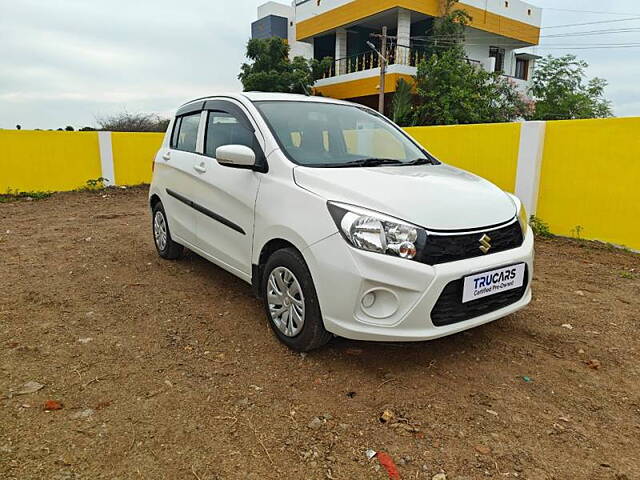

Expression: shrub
xmin=529 ymin=215 xmax=552 ymax=238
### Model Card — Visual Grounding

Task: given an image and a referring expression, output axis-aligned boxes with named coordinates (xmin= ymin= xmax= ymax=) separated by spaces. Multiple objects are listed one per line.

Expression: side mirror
xmin=215 ymin=144 xmax=256 ymax=168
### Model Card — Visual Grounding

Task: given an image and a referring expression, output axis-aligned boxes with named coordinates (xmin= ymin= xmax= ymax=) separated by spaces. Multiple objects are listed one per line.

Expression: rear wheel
xmin=152 ymin=202 xmax=183 ymax=259
xmin=262 ymin=248 xmax=332 ymax=351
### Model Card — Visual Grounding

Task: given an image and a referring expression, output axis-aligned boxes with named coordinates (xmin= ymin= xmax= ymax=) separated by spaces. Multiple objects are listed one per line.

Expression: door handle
xmin=193 ymin=162 xmax=206 ymax=174
xmin=162 ymin=151 xmax=171 ymax=161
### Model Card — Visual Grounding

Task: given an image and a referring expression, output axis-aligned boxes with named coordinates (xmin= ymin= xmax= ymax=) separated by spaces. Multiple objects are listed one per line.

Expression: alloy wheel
xmin=267 ymin=266 xmax=305 ymax=337
xmin=154 ymin=210 xmax=168 ymax=251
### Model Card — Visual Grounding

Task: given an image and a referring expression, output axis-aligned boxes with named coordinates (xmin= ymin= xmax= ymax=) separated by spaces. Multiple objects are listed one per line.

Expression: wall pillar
xmin=98 ymin=131 xmax=115 ymax=187
xmin=335 ymin=28 xmax=347 ymax=75
xmin=515 ymin=121 xmax=546 ymax=215
xmin=397 ymin=8 xmax=411 ymax=65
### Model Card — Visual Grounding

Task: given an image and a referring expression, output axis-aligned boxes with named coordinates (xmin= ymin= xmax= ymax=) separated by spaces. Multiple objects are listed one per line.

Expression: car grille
xmin=430 ymin=265 xmax=529 ymax=327
xmin=417 ymin=220 xmax=524 ymax=266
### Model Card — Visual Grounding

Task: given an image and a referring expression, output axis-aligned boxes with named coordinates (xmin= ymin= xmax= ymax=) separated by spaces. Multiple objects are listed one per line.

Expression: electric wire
xmin=365 ymin=9 xmax=640 ymax=54
xmin=406 ymin=38 xmax=640 ymax=51
xmin=542 ymin=8 xmax=640 ymax=17
xmin=410 ymin=27 xmax=640 ymax=42
xmin=542 ymin=16 xmax=640 ymax=29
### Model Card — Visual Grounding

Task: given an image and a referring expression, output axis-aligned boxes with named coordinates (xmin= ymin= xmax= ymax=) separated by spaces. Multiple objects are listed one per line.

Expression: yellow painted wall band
xmin=112 ymin=132 xmax=164 ymax=186
xmin=2 ymin=118 xmax=639 ymax=252
xmin=405 ymin=122 xmax=520 ymax=193
xmin=0 ymin=131 xmax=102 ymax=192
xmin=536 ymin=117 xmax=640 ymax=251
xmin=297 ymin=1 xmax=540 ymax=45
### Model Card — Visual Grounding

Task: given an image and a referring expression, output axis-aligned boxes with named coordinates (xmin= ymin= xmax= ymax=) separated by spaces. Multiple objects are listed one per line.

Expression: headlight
xmin=327 ymin=202 xmax=426 ymax=260
xmin=518 ymin=202 xmax=528 ymax=235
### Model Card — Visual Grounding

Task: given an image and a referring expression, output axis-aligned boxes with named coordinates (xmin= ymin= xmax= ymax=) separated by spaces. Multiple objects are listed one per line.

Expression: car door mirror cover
xmin=216 ymin=144 xmax=257 ymax=168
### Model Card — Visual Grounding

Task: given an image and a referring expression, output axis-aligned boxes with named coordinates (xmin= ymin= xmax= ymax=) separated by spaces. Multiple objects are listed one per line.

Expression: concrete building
xmin=251 ymin=0 xmax=542 ymax=109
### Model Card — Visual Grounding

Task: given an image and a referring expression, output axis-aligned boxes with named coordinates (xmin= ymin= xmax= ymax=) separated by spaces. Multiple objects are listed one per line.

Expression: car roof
xmin=178 ymin=92 xmax=354 ymax=109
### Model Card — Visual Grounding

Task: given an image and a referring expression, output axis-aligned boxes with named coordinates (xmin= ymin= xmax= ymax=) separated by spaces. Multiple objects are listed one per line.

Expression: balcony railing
xmin=321 ymin=45 xmax=425 ymax=79
xmin=321 ymin=46 xmax=484 ymax=79
xmin=319 ymin=46 xmax=528 ymax=85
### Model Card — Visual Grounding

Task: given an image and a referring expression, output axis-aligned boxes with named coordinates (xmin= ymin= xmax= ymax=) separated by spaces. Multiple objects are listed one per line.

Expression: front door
xmin=190 ymin=100 xmax=264 ymax=277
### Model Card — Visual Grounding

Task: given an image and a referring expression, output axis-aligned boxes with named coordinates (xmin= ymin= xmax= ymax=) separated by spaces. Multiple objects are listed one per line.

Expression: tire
xmin=262 ymin=248 xmax=332 ymax=351
xmin=152 ymin=201 xmax=183 ymax=260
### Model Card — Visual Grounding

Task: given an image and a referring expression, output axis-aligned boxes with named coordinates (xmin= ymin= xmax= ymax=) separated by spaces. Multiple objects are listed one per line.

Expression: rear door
xmin=190 ymin=99 xmax=266 ymax=277
xmin=157 ymin=106 xmax=203 ymax=246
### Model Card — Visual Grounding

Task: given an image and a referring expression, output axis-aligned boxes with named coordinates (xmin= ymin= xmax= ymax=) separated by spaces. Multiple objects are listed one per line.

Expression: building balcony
xmin=314 ymin=62 xmax=415 ymax=100
xmin=313 ymin=46 xmax=534 ymax=100
xmin=313 ymin=45 xmax=417 ymax=99
xmin=319 ymin=45 xmax=427 ymax=78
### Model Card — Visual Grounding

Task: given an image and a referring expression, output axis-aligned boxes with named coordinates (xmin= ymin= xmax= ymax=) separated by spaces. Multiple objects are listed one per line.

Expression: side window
xmin=174 ymin=113 xmax=200 ymax=152
xmin=515 ymin=58 xmax=529 ymax=80
xmin=205 ymin=112 xmax=254 ymax=157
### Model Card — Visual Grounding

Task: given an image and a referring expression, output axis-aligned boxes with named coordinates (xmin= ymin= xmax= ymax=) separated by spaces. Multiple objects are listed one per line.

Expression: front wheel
xmin=262 ymin=248 xmax=332 ymax=351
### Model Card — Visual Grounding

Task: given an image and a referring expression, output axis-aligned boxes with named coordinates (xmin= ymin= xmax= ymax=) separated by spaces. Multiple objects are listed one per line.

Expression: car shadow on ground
xmin=179 ymin=247 xmax=523 ymax=379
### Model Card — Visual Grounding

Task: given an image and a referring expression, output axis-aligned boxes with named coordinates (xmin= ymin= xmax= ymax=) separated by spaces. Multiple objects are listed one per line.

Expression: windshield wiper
xmin=311 ymin=157 xmax=439 ymax=168
xmin=332 ymin=158 xmax=406 ymax=168
xmin=405 ymin=157 xmax=439 ymax=166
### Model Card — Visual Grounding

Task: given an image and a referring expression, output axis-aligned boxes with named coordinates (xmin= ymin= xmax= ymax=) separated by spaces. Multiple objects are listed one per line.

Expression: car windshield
xmin=254 ymin=101 xmax=436 ymax=167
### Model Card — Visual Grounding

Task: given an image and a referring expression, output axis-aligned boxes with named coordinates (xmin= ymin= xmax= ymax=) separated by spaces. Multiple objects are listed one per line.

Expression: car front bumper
xmin=304 ymin=227 xmax=534 ymax=342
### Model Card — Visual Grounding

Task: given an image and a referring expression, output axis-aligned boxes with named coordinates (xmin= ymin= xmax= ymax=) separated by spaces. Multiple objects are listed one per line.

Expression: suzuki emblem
xmin=479 ymin=234 xmax=492 ymax=254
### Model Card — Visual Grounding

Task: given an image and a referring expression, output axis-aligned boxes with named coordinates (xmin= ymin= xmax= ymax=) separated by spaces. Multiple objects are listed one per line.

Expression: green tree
xmin=528 ymin=55 xmax=612 ymax=120
xmin=239 ymin=37 xmax=332 ymax=94
xmin=412 ymin=0 xmax=529 ymax=125
xmin=391 ymin=78 xmax=414 ymax=127
xmin=424 ymin=0 xmax=472 ymax=57
xmin=413 ymin=48 xmax=530 ymax=125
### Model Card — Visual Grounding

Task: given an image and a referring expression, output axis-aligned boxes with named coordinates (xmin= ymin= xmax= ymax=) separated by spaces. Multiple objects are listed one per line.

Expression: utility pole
xmin=368 ymin=26 xmax=389 ymax=115
xmin=378 ymin=26 xmax=388 ymax=115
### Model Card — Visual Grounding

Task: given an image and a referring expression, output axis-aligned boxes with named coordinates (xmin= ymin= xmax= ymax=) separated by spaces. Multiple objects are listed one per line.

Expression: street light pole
xmin=367 ymin=26 xmax=388 ymax=115
xmin=378 ymin=26 xmax=387 ymax=115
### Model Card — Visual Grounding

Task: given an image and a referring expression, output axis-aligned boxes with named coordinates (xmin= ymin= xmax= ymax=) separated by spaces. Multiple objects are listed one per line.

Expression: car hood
xmin=293 ymin=164 xmax=517 ymax=231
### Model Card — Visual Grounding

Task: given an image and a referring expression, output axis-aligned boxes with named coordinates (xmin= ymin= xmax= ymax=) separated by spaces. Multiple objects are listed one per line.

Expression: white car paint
xmin=149 ymin=92 xmax=533 ymax=344
xmin=293 ymin=163 xmax=517 ymax=230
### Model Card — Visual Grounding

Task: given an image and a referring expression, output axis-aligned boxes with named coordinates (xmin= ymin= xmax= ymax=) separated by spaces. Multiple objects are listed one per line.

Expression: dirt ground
xmin=1 ymin=187 xmax=639 ymax=480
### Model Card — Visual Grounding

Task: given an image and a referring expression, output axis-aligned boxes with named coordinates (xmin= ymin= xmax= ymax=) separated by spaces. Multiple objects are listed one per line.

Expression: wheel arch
xmin=150 ymin=193 xmax=162 ymax=209
xmin=252 ymin=238 xmax=305 ymax=298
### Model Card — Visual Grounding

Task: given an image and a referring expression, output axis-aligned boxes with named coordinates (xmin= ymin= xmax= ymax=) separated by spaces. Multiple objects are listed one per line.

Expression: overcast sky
xmin=1 ymin=0 xmax=638 ymax=129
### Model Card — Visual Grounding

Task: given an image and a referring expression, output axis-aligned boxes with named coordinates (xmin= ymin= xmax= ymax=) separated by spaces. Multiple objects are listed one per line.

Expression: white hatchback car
xmin=149 ymin=93 xmax=533 ymax=351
